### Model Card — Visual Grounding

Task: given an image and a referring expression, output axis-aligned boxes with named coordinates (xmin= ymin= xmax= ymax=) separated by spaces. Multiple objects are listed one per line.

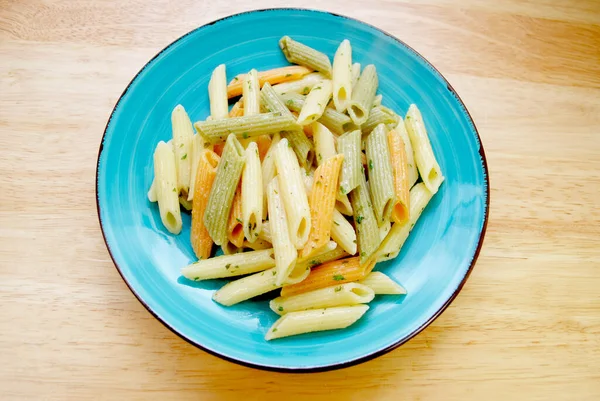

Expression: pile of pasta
xmin=148 ymin=36 xmax=444 ymax=340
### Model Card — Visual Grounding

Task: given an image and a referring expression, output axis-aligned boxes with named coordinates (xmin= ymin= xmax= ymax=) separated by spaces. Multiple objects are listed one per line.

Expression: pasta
xmin=272 ymin=72 xmax=326 ymax=95
xmin=265 ymin=305 xmax=369 ymax=340
xmin=241 ymin=142 xmax=263 ymax=241
xmin=336 ymin=129 xmax=362 ymax=195
xmin=280 ymin=92 xmax=354 ymax=135
xmin=270 ymin=283 xmax=374 ymax=315
xmin=365 ymin=123 xmax=395 ymax=224
xmin=187 ymin=133 xmax=205 ymax=201
xmin=361 ymin=106 xmax=399 ymax=134
xmin=280 ymin=256 xmax=369 ymax=297
xmin=274 ymin=139 xmax=311 ymax=248
xmin=279 ymin=36 xmax=332 ymax=77
xmin=190 ymin=149 xmax=220 ymax=259
xmin=171 ymin=105 xmax=194 ymax=196
xmin=208 ymin=64 xmax=229 ymax=120
xmin=266 ymin=178 xmax=298 ymax=286
xmin=226 ymin=184 xmax=244 ymax=248
xmin=300 ymin=154 xmax=344 ymax=259
xmin=297 ymin=80 xmax=333 ymax=125
xmin=226 ymin=66 xmax=313 ymax=98
xmin=213 ymin=267 xmax=281 ymax=306
xmin=181 ymin=249 xmax=276 ymax=281
xmin=332 ymin=39 xmax=352 ymax=112
xmin=347 ymin=65 xmax=378 ymax=125
xmin=331 ymin=209 xmax=357 ymax=255
xmin=350 ymin=173 xmax=380 ymax=265
xmin=359 ymin=272 xmax=406 ymax=295
xmin=145 ymin=37 xmax=447 ymax=341
xmin=153 ymin=141 xmax=182 ymax=234
xmin=203 ymin=134 xmax=245 ymax=246
xmin=395 ymin=116 xmax=419 ymax=187
xmin=387 ymin=129 xmax=410 ymax=224
xmin=405 ymin=104 xmax=444 ymax=194
xmin=242 ymin=69 xmax=261 ymax=116
xmin=195 ymin=112 xmax=300 ymax=144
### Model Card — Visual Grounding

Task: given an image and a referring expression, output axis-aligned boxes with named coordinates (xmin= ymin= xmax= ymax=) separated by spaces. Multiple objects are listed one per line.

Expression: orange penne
xmin=227 ymin=184 xmax=245 ymax=248
xmin=190 ymin=149 xmax=220 ymax=260
xmin=300 ymin=155 xmax=344 ymax=259
xmin=213 ymin=142 xmax=224 ymax=156
xmin=226 ymin=66 xmax=313 ymax=98
xmin=387 ymin=130 xmax=410 ymax=224
xmin=229 ymin=98 xmax=244 ymax=117
xmin=255 ymin=135 xmax=272 ymax=161
xmin=280 ymin=256 xmax=371 ymax=297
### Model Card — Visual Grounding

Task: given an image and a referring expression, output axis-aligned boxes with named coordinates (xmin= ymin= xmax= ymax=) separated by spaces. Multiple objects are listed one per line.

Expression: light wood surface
xmin=1 ymin=1 xmax=599 ymax=400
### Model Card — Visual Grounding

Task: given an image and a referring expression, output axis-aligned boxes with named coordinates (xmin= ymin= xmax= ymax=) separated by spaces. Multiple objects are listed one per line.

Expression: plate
xmin=96 ymin=8 xmax=489 ymax=372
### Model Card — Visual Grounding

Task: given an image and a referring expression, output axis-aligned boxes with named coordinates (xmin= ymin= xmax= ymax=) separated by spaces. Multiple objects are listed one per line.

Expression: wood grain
xmin=1 ymin=1 xmax=599 ymax=400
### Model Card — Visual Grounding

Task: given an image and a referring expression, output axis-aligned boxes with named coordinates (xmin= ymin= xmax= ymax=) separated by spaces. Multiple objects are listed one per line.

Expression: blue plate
xmin=96 ymin=8 xmax=489 ymax=372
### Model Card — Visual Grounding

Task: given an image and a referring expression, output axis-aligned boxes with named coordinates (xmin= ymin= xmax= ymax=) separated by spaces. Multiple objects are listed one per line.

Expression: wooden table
xmin=1 ymin=1 xmax=599 ymax=399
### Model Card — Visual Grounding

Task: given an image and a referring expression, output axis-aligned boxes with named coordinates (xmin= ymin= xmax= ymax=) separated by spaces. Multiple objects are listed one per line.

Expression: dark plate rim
xmin=95 ymin=7 xmax=490 ymax=373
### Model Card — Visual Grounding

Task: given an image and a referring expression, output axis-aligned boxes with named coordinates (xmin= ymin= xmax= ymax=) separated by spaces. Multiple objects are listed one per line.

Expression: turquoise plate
xmin=96 ymin=8 xmax=489 ymax=372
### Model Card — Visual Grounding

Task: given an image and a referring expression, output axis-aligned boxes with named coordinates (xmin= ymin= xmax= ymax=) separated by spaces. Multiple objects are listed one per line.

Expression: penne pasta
xmin=359 ymin=272 xmax=406 ymax=295
xmin=222 ymin=240 xmax=242 ymax=255
xmin=270 ymin=282 xmax=374 ymax=315
xmin=387 ymin=129 xmax=410 ymax=224
xmin=405 ymin=104 xmax=444 ymax=194
xmin=171 ymin=105 xmax=194 ymax=195
xmin=187 ymin=133 xmax=205 ymax=201
xmin=350 ymin=173 xmax=381 ymax=265
xmin=153 ymin=141 xmax=182 ymax=234
xmin=242 ymin=142 xmax=263 ymax=242
xmin=395 ymin=116 xmax=419 ymax=188
xmin=265 ymin=305 xmax=369 ymax=340
xmin=361 ymin=106 xmax=399 ymax=135
xmin=261 ymin=133 xmax=281 ymax=219
xmin=190 ymin=149 xmax=220 ymax=259
xmin=274 ymin=139 xmax=311 ymax=248
xmin=377 ymin=181 xmax=442 ymax=260
xmin=195 ymin=112 xmax=300 ymax=144
xmin=208 ymin=64 xmax=229 ymax=120
xmin=272 ymin=72 xmax=326 ymax=95
xmin=226 ymin=66 xmax=313 ymax=98
xmin=213 ymin=267 xmax=281 ymax=306
xmin=242 ymin=69 xmax=261 ymax=116
xmin=297 ymin=80 xmax=333 ymax=125
xmin=347 ymin=65 xmax=378 ymax=126
xmin=227 ymin=184 xmax=244 ymax=248
xmin=258 ymin=220 xmax=272 ymax=243
xmin=147 ymin=178 xmax=157 ymax=202
xmin=336 ymin=129 xmax=362 ymax=195
xmin=279 ymin=36 xmax=332 ymax=77
xmin=203 ymin=134 xmax=245 ymax=246
xmin=281 ymin=130 xmax=314 ymax=167
xmin=332 ymin=39 xmax=352 ymax=112
xmin=351 ymin=62 xmax=361 ymax=88
xmin=181 ymin=249 xmax=276 ymax=281
xmin=365 ymin=124 xmax=395 ymax=224
xmin=266 ymin=178 xmax=298 ymax=286
xmin=300 ymin=154 xmax=344 ymax=259
xmin=280 ymin=92 xmax=354 ymax=135
xmin=229 ymin=98 xmax=244 ymax=117
xmin=331 ymin=209 xmax=357 ymax=255
xmin=280 ymin=256 xmax=369 ymax=297
xmin=373 ymin=94 xmax=382 ymax=107
xmin=243 ymin=238 xmax=272 ymax=251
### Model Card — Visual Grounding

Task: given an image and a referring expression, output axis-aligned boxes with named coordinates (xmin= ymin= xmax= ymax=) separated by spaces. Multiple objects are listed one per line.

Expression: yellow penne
xmin=190 ymin=149 xmax=220 ymax=260
xmin=300 ymin=154 xmax=344 ymax=259
xmin=227 ymin=184 xmax=245 ymax=248
xmin=280 ymin=256 xmax=373 ymax=297
xmin=387 ymin=129 xmax=410 ymax=224
xmin=227 ymin=66 xmax=313 ymax=98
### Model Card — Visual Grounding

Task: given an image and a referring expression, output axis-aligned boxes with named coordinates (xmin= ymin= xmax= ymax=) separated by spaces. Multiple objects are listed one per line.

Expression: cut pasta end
xmin=294 ymin=217 xmax=310 ymax=249
xmin=392 ymin=203 xmax=409 ymax=225
xmin=334 ymin=87 xmax=349 ymax=112
xmin=348 ymin=104 xmax=367 ymax=125
xmin=164 ymin=212 xmax=182 ymax=235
